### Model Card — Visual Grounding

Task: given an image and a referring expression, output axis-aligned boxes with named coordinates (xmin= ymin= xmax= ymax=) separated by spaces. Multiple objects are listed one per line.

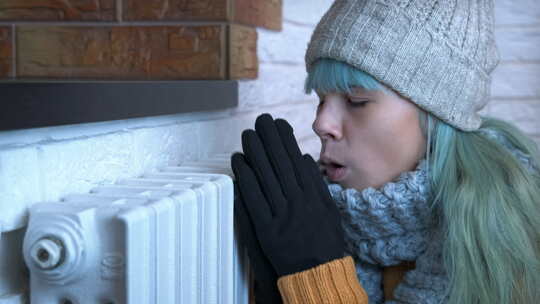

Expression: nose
xmin=312 ymin=99 xmax=343 ymax=141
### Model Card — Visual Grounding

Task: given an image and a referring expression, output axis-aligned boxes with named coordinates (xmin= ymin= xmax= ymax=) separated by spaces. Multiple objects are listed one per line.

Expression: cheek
xmin=376 ymin=109 xmax=425 ymax=168
xmin=392 ymin=109 xmax=424 ymax=146
xmin=374 ymin=99 xmax=423 ymax=143
xmin=343 ymin=119 xmax=388 ymax=167
xmin=344 ymin=106 xmax=425 ymax=188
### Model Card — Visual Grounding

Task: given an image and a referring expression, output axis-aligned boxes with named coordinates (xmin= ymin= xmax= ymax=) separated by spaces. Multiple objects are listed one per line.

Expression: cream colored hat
xmin=306 ymin=0 xmax=500 ymax=131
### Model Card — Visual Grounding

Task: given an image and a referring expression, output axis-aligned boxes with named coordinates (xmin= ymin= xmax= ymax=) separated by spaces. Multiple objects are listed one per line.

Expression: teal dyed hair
xmin=304 ymin=58 xmax=392 ymax=95
xmin=427 ymin=115 xmax=540 ymax=304
xmin=306 ymin=58 xmax=540 ymax=303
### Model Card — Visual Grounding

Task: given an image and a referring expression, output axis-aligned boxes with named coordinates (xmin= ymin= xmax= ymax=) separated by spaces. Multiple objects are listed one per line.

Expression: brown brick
xmin=0 ymin=27 xmax=12 ymax=78
xmin=229 ymin=24 xmax=257 ymax=79
xmin=17 ymin=26 xmax=226 ymax=79
xmin=123 ymin=0 xmax=228 ymax=21
xmin=123 ymin=0 xmax=282 ymax=30
xmin=233 ymin=0 xmax=282 ymax=31
xmin=0 ymin=0 xmax=115 ymax=21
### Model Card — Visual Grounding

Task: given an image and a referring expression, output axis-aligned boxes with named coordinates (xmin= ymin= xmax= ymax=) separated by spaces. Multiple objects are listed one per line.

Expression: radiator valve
xmin=29 ymin=238 xmax=64 ymax=270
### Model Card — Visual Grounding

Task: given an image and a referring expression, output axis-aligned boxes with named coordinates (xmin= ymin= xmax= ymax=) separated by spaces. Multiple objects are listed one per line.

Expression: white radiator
xmin=22 ymin=154 xmax=250 ymax=304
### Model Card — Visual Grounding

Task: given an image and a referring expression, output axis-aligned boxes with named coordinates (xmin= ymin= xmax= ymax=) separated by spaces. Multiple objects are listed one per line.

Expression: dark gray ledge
xmin=0 ymin=80 xmax=238 ymax=131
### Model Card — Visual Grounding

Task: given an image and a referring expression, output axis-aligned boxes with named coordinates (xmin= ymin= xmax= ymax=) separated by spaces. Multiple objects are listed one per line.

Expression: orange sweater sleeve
xmin=277 ymin=256 xmax=369 ymax=304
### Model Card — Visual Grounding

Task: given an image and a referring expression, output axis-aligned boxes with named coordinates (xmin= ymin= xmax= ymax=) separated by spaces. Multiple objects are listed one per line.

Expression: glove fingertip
xmin=302 ymin=153 xmax=315 ymax=163
xmin=302 ymin=153 xmax=337 ymax=208
xmin=255 ymin=113 xmax=274 ymax=129
xmin=241 ymin=129 xmax=256 ymax=150
xmin=275 ymin=118 xmax=293 ymax=132
xmin=230 ymin=152 xmax=246 ymax=175
xmin=302 ymin=154 xmax=320 ymax=175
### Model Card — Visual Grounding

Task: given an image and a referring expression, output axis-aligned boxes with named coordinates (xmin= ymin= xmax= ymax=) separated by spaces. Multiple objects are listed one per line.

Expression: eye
xmin=347 ymin=98 xmax=368 ymax=107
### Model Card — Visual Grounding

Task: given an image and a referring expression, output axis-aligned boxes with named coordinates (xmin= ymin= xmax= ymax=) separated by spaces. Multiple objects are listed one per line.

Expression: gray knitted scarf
xmin=326 ymin=130 xmax=537 ymax=304
xmin=327 ymin=160 xmax=448 ymax=304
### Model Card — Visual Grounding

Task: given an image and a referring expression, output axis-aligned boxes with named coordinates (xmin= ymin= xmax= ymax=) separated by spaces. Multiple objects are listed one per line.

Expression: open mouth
xmin=325 ymin=162 xmax=344 ymax=170
xmin=323 ymin=162 xmax=347 ymax=181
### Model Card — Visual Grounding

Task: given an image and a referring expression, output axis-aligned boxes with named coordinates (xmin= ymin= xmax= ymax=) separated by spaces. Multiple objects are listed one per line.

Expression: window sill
xmin=0 ymin=80 xmax=239 ymax=131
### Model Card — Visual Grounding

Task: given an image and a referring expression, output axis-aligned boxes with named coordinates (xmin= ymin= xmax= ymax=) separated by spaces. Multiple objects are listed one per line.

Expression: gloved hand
xmin=231 ymin=113 xmax=346 ymax=279
xmin=234 ymin=183 xmax=282 ymax=304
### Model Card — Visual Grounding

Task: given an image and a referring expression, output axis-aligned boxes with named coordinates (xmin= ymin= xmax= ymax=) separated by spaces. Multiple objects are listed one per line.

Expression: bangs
xmin=304 ymin=58 xmax=387 ymax=95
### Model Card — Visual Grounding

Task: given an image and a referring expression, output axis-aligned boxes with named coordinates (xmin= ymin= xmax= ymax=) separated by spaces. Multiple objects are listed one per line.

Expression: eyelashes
xmin=347 ymin=99 xmax=368 ymax=107
xmin=316 ymin=97 xmax=369 ymax=109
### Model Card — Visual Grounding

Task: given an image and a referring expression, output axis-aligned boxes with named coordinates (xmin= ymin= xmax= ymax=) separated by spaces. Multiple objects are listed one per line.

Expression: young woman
xmin=231 ymin=0 xmax=540 ymax=303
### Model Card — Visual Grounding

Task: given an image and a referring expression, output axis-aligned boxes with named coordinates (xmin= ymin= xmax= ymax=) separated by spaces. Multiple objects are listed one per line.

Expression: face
xmin=313 ymin=87 xmax=426 ymax=190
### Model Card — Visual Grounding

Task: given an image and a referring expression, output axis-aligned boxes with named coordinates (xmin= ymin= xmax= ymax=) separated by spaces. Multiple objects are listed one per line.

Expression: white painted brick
xmin=199 ymin=101 xmax=319 ymax=157
xmin=487 ymin=99 xmax=540 ymax=136
xmin=494 ymin=0 xmax=540 ymax=26
xmin=283 ymin=0 xmax=333 ymax=26
xmin=0 ymin=111 xmax=227 ymax=149
xmin=37 ymin=132 xmax=136 ymax=202
xmin=130 ymin=123 xmax=200 ymax=168
xmin=269 ymin=102 xmax=318 ymax=140
xmin=0 ymin=120 xmax=205 ymax=231
xmin=478 ymin=105 xmax=491 ymax=117
xmin=491 ymin=63 xmax=540 ymax=98
xmin=0 ymin=146 xmax=40 ymax=231
xmin=287 ymin=0 xmax=540 ymax=28
xmin=0 ymin=99 xmax=319 ymax=231
xmin=37 ymin=123 xmax=200 ymax=200
xmin=258 ymin=22 xmax=314 ymax=64
xmin=196 ymin=109 xmax=307 ymax=157
xmin=495 ymin=27 xmax=540 ymax=61
xmin=298 ymin=135 xmax=322 ymax=160
xmin=198 ymin=118 xmax=243 ymax=157
xmin=238 ymin=63 xmax=315 ymax=109
xmin=1 ymin=0 xmax=537 ymax=239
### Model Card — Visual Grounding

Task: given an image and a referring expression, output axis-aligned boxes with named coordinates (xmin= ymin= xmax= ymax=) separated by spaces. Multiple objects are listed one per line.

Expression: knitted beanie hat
xmin=305 ymin=0 xmax=500 ymax=131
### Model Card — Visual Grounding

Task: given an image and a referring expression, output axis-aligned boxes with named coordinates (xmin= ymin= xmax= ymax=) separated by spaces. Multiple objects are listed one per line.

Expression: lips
xmin=319 ymin=156 xmax=347 ymax=181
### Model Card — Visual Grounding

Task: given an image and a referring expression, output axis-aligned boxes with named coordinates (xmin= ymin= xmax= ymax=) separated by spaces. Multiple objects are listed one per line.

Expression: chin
xmin=342 ymin=180 xmax=369 ymax=191
xmin=337 ymin=180 xmax=353 ymax=189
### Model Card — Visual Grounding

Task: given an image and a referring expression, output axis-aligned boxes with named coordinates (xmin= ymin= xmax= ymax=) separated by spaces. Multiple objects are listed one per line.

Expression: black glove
xmin=234 ymin=183 xmax=283 ymax=304
xmin=231 ymin=113 xmax=345 ymax=278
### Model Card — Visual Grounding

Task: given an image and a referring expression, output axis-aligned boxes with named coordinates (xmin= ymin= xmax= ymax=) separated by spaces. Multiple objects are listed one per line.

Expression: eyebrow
xmin=315 ymin=87 xmax=378 ymax=100
xmin=350 ymin=87 xmax=373 ymax=95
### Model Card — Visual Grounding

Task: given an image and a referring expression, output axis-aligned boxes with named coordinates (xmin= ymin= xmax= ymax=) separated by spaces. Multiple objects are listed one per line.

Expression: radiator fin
xmin=22 ymin=155 xmax=249 ymax=304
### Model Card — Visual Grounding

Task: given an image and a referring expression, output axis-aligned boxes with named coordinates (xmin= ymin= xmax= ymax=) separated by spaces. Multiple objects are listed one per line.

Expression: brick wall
xmin=0 ymin=1 xmax=538 ymax=301
xmin=482 ymin=0 xmax=540 ymax=146
xmin=0 ymin=1 xmax=324 ymax=301
xmin=276 ymin=0 xmax=540 ymax=154
xmin=0 ymin=0 xmax=283 ymax=80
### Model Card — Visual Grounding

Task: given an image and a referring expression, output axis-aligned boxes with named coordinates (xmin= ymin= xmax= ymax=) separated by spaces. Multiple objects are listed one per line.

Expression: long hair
xmin=306 ymin=58 xmax=540 ymax=303
xmin=426 ymin=114 xmax=540 ymax=303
